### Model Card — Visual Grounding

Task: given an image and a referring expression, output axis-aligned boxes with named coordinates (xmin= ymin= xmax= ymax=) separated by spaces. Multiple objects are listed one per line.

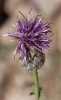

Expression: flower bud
xmin=20 ymin=48 xmax=45 ymax=70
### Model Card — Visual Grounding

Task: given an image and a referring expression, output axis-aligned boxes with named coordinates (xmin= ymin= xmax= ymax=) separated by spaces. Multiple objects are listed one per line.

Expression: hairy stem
xmin=33 ymin=70 xmax=39 ymax=100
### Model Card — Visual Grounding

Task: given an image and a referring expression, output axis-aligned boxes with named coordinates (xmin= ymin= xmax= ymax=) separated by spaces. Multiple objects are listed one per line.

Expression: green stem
xmin=33 ymin=70 xmax=39 ymax=100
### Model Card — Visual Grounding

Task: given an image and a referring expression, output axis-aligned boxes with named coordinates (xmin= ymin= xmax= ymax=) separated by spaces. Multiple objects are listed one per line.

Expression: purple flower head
xmin=3 ymin=9 xmax=52 ymax=64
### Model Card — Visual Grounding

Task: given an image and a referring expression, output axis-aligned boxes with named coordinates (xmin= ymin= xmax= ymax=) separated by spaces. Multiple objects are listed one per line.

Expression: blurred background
xmin=0 ymin=0 xmax=61 ymax=100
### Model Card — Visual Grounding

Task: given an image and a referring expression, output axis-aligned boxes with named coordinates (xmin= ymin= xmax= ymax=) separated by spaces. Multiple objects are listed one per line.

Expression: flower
xmin=3 ymin=9 xmax=52 ymax=70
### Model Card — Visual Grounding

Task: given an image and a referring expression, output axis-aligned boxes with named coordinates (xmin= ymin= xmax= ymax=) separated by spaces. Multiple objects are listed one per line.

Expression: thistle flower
xmin=3 ymin=9 xmax=52 ymax=70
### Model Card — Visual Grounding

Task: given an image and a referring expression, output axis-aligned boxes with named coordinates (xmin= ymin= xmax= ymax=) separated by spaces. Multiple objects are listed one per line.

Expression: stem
xmin=33 ymin=70 xmax=39 ymax=100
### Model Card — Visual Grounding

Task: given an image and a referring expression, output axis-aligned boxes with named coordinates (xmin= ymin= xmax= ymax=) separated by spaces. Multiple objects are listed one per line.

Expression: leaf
xmin=39 ymin=87 xmax=43 ymax=97
xmin=29 ymin=92 xmax=35 ymax=96
xmin=41 ymin=94 xmax=45 ymax=97
xmin=39 ymin=87 xmax=42 ymax=91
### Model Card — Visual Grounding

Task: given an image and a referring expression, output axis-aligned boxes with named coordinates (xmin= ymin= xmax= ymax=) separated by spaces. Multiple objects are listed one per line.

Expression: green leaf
xmin=39 ymin=87 xmax=42 ymax=91
xmin=29 ymin=92 xmax=35 ymax=96
xmin=39 ymin=87 xmax=43 ymax=97
xmin=41 ymin=94 xmax=45 ymax=97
